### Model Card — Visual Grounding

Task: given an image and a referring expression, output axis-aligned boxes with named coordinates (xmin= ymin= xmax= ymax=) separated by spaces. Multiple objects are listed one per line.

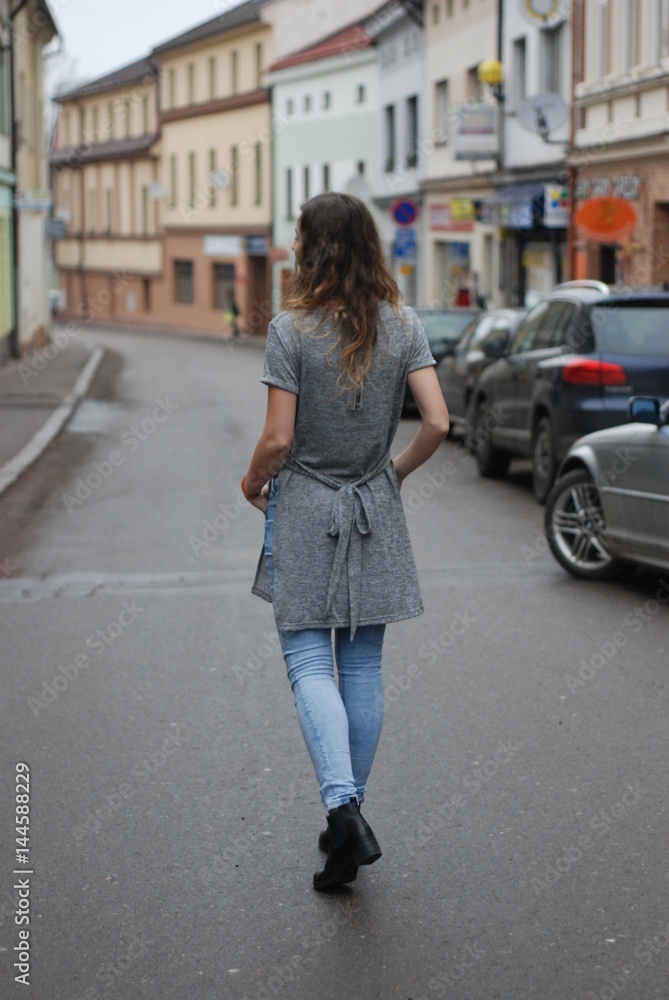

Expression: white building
xmin=370 ymin=0 xmax=424 ymax=305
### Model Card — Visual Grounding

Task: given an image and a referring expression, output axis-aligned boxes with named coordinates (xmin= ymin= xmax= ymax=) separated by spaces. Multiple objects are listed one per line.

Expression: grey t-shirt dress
xmin=252 ymin=301 xmax=436 ymax=637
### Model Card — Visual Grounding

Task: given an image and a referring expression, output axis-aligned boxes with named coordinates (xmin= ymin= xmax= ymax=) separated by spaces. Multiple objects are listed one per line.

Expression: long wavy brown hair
xmin=284 ymin=192 xmax=401 ymax=390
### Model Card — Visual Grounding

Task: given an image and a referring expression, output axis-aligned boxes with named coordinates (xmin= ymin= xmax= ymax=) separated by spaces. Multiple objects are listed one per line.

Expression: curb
xmin=0 ymin=346 xmax=105 ymax=498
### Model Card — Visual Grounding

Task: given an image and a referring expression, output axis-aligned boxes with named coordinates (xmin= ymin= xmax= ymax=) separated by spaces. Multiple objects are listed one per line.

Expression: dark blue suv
xmin=468 ymin=281 xmax=669 ymax=501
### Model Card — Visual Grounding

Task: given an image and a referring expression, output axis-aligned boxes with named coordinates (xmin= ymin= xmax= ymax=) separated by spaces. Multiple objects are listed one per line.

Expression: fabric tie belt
xmin=283 ymin=452 xmax=394 ymax=638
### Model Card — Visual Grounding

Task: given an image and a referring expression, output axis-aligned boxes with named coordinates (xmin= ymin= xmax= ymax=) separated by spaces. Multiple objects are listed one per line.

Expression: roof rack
xmin=556 ymin=280 xmax=610 ymax=294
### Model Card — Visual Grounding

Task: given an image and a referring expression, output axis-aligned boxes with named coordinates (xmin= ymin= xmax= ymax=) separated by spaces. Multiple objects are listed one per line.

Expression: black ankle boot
xmin=318 ymin=800 xmax=374 ymax=852
xmin=313 ymin=799 xmax=381 ymax=891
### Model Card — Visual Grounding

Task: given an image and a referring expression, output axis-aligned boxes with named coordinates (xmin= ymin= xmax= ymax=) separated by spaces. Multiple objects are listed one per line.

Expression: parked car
xmin=545 ymin=396 xmax=669 ymax=579
xmin=436 ymin=309 xmax=526 ymax=434
xmin=467 ymin=281 xmax=669 ymax=501
xmin=404 ymin=307 xmax=481 ymax=414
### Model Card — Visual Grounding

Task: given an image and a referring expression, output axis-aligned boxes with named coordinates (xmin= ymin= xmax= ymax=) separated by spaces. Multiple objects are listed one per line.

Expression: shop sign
xmin=429 ymin=202 xmax=474 ymax=232
xmin=453 ymin=104 xmax=498 ymax=161
xmin=575 ymin=174 xmax=641 ymax=201
xmin=543 ymin=184 xmax=570 ymax=228
xmin=203 ymin=235 xmax=244 ymax=257
xmin=575 ymin=197 xmax=637 ymax=243
xmin=15 ymin=189 xmax=52 ymax=212
xmin=247 ymin=235 xmax=268 ymax=255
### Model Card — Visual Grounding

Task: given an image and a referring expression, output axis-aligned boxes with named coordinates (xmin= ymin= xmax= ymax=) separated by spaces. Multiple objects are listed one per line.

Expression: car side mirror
xmin=483 ymin=335 xmax=509 ymax=360
xmin=628 ymin=396 xmax=661 ymax=425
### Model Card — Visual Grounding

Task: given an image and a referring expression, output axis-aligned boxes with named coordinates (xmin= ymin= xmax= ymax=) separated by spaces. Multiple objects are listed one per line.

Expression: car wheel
xmin=544 ymin=469 xmax=630 ymax=580
xmin=532 ymin=417 xmax=557 ymax=504
xmin=474 ymin=403 xmax=510 ymax=478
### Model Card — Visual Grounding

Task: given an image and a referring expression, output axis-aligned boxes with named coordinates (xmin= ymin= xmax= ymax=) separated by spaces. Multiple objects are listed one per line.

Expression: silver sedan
xmin=545 ymin=397 xmax=669 ymax=579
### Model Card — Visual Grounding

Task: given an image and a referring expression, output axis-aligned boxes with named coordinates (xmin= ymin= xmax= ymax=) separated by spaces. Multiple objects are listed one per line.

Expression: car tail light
xmin=562 ymin=360 xmax=628 ymax=386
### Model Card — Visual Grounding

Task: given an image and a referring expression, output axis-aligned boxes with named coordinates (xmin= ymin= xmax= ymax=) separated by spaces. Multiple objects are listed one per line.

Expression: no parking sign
xmin=391 ymin=199 xmax=419 ymax=226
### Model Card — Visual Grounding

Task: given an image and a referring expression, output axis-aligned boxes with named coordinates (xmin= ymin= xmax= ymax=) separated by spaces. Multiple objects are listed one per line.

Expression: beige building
xmin=570 ymin=0 xmax=669 ymax=287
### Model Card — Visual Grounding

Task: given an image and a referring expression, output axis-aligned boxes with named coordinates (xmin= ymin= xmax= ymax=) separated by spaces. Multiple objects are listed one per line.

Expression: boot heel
xmin=351 ymin=836 xmax=382 ymax=867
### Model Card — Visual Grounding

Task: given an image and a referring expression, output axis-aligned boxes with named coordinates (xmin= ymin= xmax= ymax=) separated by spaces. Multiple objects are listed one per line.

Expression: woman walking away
xmin=241 ymin=193 xmax=449 ymax=891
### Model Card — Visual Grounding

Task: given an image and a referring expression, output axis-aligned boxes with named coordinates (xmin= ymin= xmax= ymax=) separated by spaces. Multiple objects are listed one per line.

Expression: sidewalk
xmin=0 ymin=335 xmax=104 ymax=497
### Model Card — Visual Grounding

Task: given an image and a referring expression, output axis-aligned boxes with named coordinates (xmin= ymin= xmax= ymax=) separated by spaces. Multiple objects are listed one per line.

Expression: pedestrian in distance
xmin=241 ymin=192 xmax=449 ymax=890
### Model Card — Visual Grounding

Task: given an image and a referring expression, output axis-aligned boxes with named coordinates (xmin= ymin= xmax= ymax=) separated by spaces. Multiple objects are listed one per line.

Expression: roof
xmin=270 ymin=21 xmax=374 ymax=72
xmin=152 ymin=0 xmax=266 ymax=56
xmin=50 ymin=133 xmax=159 ymax=166
xmin=54 ymin=57 xmax=157 ymax=103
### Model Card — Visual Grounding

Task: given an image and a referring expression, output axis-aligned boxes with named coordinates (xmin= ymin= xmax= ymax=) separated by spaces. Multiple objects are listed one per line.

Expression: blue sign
xmin=391 ymin=199 xmax=419 ymax=226
xmin=394 ymin=228 xmax=417 ymax=260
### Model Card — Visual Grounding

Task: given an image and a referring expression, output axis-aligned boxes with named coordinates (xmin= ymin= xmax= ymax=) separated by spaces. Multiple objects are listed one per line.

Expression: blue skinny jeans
xmin=264 ymin=477 xmax=385 ymax=812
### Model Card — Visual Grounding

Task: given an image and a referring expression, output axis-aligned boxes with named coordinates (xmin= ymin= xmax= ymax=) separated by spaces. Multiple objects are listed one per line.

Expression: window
xmin=286 ymin=97 xmax=294 ymax=115
xmin=189 ymin=152 xmax=196 ymax=207
xmin=231 ymin=50 xmax=239 ymax=94
xmin=63 ymin=110 xmax=71 ymax=145
xmin=256 ymin=43 xmax=263 ymax=88
xmin=622 ymin=0 xmax=637 ymax=71
xmin=596 ymin=0 xmax=610 ymax=77
xmin=512 ymin=37 xmax=526 ymax=110
xmin=384 ymin=104 xmax=396 ymax=172
xmin=188 ymin=62 xmax=195 ymax=103
xmin=79 ymin=104 xmax=85 ymax=142
xmin=356 ymin=84 xmax=366 ymax=104
xmin=303 ymin=164 xmax=310 ymax=201
xmin=322 ymin=163 xmax=330 ymax=192
xmin=286 ymin=166 xmax=294 ymax=219
xmin=142 ymin=95 xmax=149 ymax=133
xmin=406 ymin=95 xmax=418 ymax=167
xmin=433 ymin=3 xmax=440 ymax=25
xmin=108 ymin=101 xmax=114 ymax=139
xmin=143 ymin=279 xmax=151 ymax=312
xmin=230 ymin=146 xmax=239 ymax=205
xmin=175 ymin=260 xmax=194 ymax=304
xmin=434 ymin=79 xmax=449 ymax=142
xmin=304 ymin=94 xmax=311 ymax=112
xmin=88 ymin=190 xmax=96 ymax=232
xmin=170 ymin=154 xmax=177 ymax=208
xmin=254 ymin=142 xmax=262 ymax=205
xmin=209 ymin=149 xmax=216 ymax=206
xmin=105 ymin=189 xmax=113 ymax=233
xmin=169 ymin=68 xmax=176 ymax=107
xmin=511 ymin=302 xmax=550 ymax=354
xmin=209 ymin=56 xmax=216 ymax=100
xmin=466 ymin=67 xmax=483 ymax=103
xmin=92 ymin=105 xmax=99 ymax=140
xmin=213 ymin=262 xmax=235 ymax=311
xmin=141 ymin=185 xmax=149 ymax=235
xmin=542 ymin=25 xmax=563 ymax=93
xmin=357 ymin=160 xmax=365 ymax=176
xmin=322 ymin=90 xmax=332 ymax=110
xmin=446 ymin=0 xmax=453 ymax=15
xmin=654 ymin=0 xmax=669 ymax=61
xmin=125 ymin=99 xmax=131 ymax=138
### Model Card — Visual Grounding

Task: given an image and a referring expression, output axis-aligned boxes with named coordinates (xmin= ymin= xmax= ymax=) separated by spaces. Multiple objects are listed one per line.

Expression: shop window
xmin=175 ymin=260 xmax=194 ymax=304
xmin=213 ymin=263 xmax=235 ymax=311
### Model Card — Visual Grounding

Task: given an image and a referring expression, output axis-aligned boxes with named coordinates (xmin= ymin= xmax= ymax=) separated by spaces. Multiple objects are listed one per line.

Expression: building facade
xmin=0 ymin=0 xmax=14 ymax=362
xmin=570 ymin=0 xmax=669 ymax=288
xmin=420 ymin=0 xmax=499 ymax=309
xmin=269 ymin=18 xmax=379 ymax=306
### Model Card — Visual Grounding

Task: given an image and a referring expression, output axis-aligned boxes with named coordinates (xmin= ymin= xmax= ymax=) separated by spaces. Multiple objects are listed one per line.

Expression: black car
xmin=436 ymin=309 xmax=526 ymax=434
xmin=403 ymin=307 xmax=481 ymax=414
xmin=468 ymin=281 xmax=669 ymax=502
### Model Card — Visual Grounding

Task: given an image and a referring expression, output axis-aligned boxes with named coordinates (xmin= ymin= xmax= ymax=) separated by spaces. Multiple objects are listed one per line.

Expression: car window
xmin=546 ymin=301 xmax=581 ymax=347
xmin=467 ymin=315 xmax=497 ymax=348
xmin=591 ymin=305 xmax=669 ymax=356
xmin=510 ymin=301 xmax=550 ymax=353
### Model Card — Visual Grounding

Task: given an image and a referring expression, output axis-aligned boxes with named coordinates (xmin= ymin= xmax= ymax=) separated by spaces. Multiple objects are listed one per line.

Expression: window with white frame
xmin=622 ymin=0 xmax=637 ymax=71
xmin=541 ymin=24 xmax=563 ymax=94
xmin=512 ymin=36 xmax=526 ymax=110
xmin=596 ymin=0 xmax=610 ymax=77
xmin=654 ymin=0 xmax=669 ymax=61
xmin=434 ymin=79 xmax=449 ymax=143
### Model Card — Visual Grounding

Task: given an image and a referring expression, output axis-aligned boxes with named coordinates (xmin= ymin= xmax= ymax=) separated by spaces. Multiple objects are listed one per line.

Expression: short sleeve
xmin=261 ymin=320 xmax=300 ymax=394
xmin=406 ymin=311 xmax=436 ymax=373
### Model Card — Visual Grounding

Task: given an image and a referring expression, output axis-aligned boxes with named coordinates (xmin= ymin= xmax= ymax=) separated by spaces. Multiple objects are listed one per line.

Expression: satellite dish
xmin=520 ymin=0 xmax=567 ymax=28
xmin=517 ymin=92 xmax=568 ymax=140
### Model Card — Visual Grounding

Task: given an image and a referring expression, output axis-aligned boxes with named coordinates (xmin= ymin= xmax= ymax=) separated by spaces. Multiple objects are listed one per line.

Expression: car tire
xmin=532 ymin=417 xmax=557 ymax=504
xmin=473 ymin=403 xmax=510 ymax=478
xmin=544 ymin=468 xmax=631 ymax=580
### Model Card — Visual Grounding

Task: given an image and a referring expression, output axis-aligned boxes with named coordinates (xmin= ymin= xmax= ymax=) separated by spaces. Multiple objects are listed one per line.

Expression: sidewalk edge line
xmin=0 ymin=346 xmax=105 ymax=498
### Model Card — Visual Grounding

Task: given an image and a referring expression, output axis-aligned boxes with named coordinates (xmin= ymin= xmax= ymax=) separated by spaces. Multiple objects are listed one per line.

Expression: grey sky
xmin=47 ymin=0 xmax=247 ymax=89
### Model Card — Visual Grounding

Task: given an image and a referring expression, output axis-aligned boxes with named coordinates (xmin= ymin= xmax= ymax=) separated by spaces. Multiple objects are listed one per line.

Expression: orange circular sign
xmin=575 ymin=197 xmax=637 ymax=243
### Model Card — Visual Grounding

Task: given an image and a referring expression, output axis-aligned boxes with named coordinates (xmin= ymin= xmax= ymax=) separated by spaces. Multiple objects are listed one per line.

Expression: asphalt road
xmin=1 ymin=326 xmax=667 ymax=1000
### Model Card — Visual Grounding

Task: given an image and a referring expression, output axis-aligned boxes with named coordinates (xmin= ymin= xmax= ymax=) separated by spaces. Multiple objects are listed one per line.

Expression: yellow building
xmin=52 ymin=0 xmax=275 ymax=334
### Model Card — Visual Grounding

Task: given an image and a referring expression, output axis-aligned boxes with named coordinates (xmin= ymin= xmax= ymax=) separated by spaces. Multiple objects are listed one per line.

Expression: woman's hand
xmin=247 ymin=482 xmax=270 ymax=514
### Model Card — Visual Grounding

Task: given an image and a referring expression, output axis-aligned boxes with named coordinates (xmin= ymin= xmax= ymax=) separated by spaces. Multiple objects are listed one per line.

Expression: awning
xmin=480 ymin=182 xmax=545 ymax=229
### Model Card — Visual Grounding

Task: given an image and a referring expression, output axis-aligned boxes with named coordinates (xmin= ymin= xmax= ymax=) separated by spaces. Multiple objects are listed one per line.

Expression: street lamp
xmin=477 ymin=59 xmax=505 ymax=168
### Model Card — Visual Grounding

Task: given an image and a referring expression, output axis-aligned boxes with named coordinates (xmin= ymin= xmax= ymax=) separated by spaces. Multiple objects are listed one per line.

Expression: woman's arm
xmin=393 ymin=367 xmax=450 ymax=488
xmin=243 ymin=385 xmax=297 ymax=512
